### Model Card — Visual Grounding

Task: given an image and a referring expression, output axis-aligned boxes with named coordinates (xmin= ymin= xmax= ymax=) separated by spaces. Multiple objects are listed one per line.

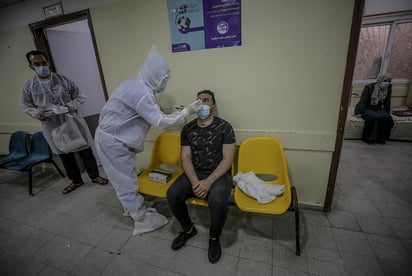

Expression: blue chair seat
xmin=3 ymin=131 xmax=65 ymax=195
xmin=4 ymin=153 xmax=50 ymax=170
xmin=0 ymin=131 xmax=28 ymax=167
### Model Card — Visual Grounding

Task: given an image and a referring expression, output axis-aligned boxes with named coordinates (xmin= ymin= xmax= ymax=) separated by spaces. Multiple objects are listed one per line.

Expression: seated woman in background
xmin=355 ymin=75 xmax=394 ymax=144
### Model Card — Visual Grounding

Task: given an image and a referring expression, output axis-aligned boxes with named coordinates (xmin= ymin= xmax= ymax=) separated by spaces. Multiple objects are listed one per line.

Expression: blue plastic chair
xmin=0 ymin=131 xmax=28 ymax=167
xmin=3 ymin=131 xmax=65 ymax=195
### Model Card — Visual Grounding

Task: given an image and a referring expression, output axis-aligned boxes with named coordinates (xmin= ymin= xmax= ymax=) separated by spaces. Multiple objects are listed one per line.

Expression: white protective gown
xmin=95 ymin=46 xmax=188 ymax=217
xmin=21 ymin=73 xmax=91 ymax=154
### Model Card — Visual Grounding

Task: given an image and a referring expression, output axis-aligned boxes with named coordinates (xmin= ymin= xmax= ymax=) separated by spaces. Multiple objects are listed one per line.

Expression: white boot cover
xmin=132 ymin=208 xmax=168 ymax=235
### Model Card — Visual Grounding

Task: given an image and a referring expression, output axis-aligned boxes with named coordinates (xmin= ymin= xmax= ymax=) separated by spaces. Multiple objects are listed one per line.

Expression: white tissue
xmin=233 ymin=171 xmax=285 ymax=204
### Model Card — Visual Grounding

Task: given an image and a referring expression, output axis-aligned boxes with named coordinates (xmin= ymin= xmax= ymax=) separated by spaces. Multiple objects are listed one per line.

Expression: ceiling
xmin=0 ymin=0 xmax=29 ymax=9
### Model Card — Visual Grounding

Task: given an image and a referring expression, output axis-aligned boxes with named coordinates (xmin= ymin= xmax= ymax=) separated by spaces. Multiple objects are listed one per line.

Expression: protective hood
xmin=139 ymin=46 xmax=170 ymax=92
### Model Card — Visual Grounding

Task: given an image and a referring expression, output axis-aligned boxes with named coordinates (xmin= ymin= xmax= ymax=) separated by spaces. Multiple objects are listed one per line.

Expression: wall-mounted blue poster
xmin=167 ymin=0 xmax=241 ymax=52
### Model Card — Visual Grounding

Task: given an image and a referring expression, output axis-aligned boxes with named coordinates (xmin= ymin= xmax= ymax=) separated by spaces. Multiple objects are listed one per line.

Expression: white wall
xmin=0 ymin=0 xmax=401 ymax=208
xmin=0 ymin=0 xmax=357 ymax=207
xmin=10 ymin=0 xmax=412 ymax=208
xmin=3 ymin=0 xmax=412 ymax=32
xmin=0 ymin=0 xmax=121 ymax=32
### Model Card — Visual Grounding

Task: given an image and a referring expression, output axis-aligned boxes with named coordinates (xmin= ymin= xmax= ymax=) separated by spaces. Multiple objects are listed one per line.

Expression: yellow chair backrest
xmin=235 ymin=136 xmax=291 ymax=214
xmin=149 ymin=131 xmax=182 ymax=169
xmin=138 ymin=132 xmax=183 ymax=198
xmin=237 ymin=136 xmax=288 ymax=185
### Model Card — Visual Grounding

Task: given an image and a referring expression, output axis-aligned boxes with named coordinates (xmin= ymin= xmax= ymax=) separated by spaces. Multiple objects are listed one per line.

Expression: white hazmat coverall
xmin=95 ymin=46 xmax=199 ymax=235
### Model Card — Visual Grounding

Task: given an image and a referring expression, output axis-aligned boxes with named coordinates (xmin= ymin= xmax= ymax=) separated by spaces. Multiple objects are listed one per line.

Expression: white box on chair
xmin=148 ymin=169 xmax=172 ymax=184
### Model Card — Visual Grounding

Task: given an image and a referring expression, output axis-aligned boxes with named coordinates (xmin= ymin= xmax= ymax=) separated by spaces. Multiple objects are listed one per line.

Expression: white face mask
xmin=379 ymin=82 xmax=390 ymax=88
xmin=34 ymin=66 xmax=50 ymax=78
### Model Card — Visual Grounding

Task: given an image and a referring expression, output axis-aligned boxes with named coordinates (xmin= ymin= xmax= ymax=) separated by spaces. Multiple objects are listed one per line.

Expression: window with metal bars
xmin=353 ymin=14 xmax=412 ymax=81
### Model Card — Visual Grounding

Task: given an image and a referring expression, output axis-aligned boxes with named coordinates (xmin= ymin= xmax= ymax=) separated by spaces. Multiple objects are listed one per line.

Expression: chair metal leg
xmin=28 ymin=167 xmax=33 ymax=196
xmin=51 ymin=160 xmax=65 ymax=177
xmin=291 ymin=186 xmax=300 ymax=255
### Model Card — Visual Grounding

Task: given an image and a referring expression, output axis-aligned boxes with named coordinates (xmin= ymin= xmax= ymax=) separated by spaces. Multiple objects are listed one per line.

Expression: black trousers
xmin=167 ymin=171 xmax=232 ymax=238
xmin=58 ymin=147 xmax=99 ymax=184
xmin=362 ymin=109 xmax=394 ymax=142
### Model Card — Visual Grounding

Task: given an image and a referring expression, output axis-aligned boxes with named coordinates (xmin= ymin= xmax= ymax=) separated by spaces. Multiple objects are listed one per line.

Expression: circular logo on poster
xmin=177 ymin=16 xmax=191 ymax=33
xmin=217 ymin=21 xmax=229 ymax=34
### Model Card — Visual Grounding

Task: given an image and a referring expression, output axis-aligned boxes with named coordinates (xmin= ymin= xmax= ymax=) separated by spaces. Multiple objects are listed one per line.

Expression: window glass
xmin=387 ymin=22 xmax=412 ymax=79
xmin=353 ymin=25 xmax=389 ymax=80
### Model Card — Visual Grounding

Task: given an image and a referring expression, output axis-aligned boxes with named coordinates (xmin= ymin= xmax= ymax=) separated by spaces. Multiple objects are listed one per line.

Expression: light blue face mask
xmin=156 ymin=81 xmax=167 ymax=93
xmin=154 ymin=76 xmax=169 ymax=93
xmin=197 ymin=105 xmax=210 ymax=119
xmin=34 ymin=66 xmax=50 ymax=78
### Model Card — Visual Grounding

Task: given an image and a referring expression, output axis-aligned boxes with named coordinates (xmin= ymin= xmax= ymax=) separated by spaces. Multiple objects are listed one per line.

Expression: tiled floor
xmin=0 ymin=139 xmax=411 ymax=275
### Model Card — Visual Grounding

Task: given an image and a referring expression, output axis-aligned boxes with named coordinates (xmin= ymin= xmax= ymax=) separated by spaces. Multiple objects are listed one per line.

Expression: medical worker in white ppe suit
xmin=95 ymin=46 xmax=201 ymax=235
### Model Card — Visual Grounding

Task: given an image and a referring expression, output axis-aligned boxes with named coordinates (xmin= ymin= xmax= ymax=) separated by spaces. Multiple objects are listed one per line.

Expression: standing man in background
xmin=21 ymin=50 xmax=108 ymax=194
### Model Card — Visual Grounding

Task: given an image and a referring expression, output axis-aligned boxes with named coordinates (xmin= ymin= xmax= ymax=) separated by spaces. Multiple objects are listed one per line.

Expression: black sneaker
xmin=171 ymin=226 xmax=197 ymax=250
xmin=208 ymin=237 xmax=222 ymax=263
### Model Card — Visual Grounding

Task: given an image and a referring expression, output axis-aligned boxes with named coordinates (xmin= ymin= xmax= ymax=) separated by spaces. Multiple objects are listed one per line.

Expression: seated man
xmin=166 ymin=90 xmax=236 ymax=263
xmin=354 ymin=75 xmax=394 ymax=144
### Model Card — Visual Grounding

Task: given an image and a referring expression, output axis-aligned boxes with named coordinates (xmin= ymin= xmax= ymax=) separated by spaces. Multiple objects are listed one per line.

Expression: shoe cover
xmin=132 ymin=208 xmax=168 ymax=235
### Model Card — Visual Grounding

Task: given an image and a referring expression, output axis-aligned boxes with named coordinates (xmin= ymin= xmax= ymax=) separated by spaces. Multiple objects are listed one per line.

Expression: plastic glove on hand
xmin=182 ymin=99 xmax=202 ymax=116
xmin=171 ymin=105 xmax=185 ymax=112
xmin=53 ymin=105 xmax=69 ymax=115
xmin=189 ymin=99 xmax=202 ymax=113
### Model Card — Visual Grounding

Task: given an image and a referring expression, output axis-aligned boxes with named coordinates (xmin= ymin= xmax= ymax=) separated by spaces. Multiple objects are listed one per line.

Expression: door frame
xmin=29 ymin=9 xmax=108 ymax=101
xmin=323 ymin=0 xmax=365 ymax=211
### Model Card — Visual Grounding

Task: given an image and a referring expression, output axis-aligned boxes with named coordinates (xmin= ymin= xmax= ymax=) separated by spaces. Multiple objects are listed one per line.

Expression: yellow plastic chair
xmin=186 ymin=197 xmax=209 ymax=206
xmin=233 ymin=136 xmax=300 ymax=255
xmin=138 ymin=132 xmax=183 ymax=198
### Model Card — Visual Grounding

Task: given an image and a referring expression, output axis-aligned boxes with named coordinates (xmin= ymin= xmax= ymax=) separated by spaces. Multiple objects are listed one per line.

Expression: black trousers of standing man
xmin=58 ymin=147 xmax=100 ymax=184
